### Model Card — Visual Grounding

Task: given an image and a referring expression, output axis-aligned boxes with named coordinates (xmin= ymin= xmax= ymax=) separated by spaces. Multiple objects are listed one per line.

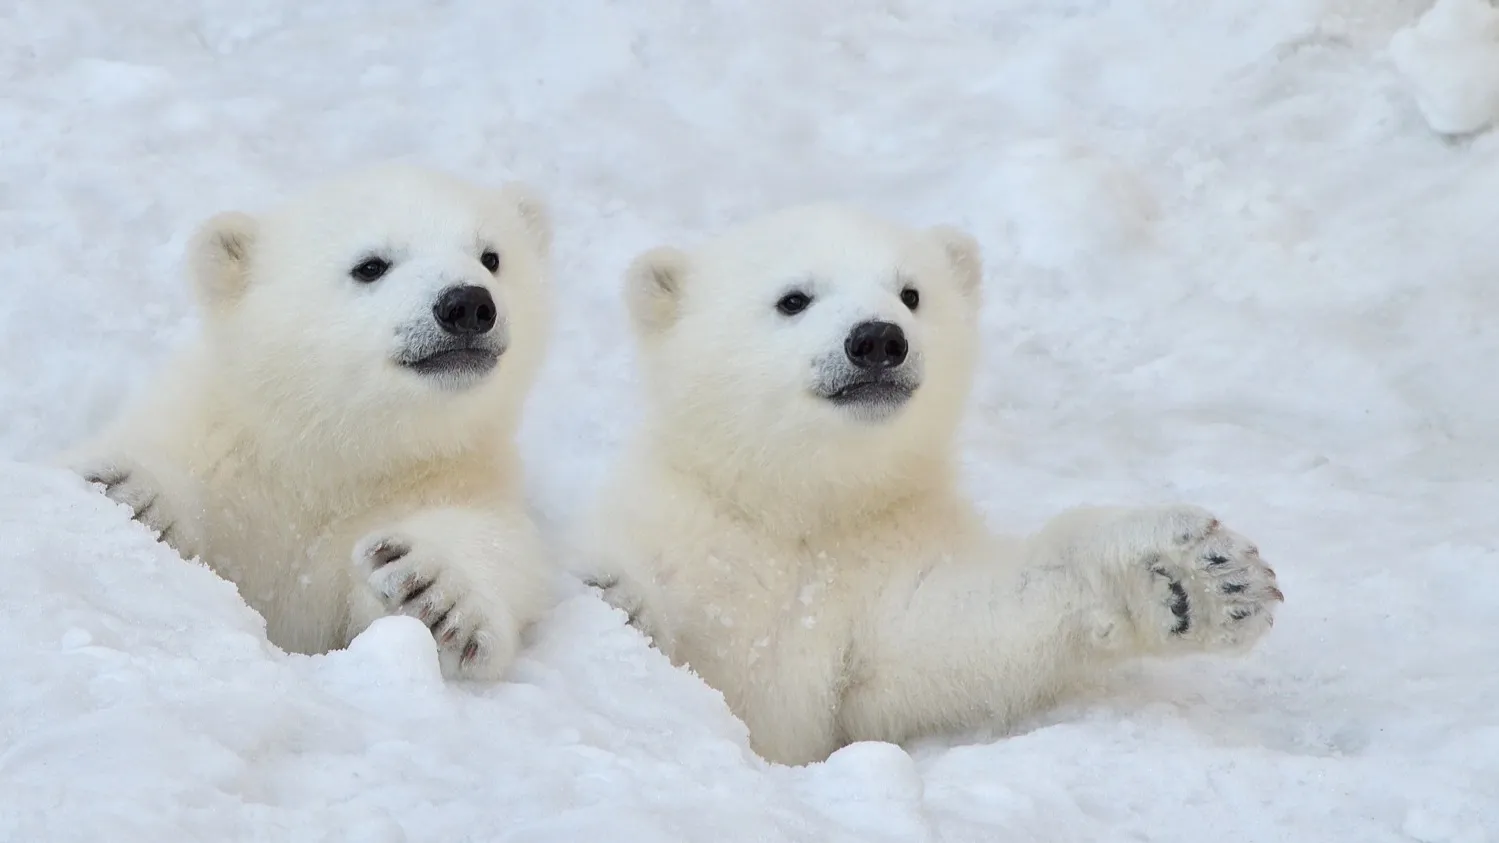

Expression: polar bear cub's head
xmin=188 ymin=164 xmax=551 ymax=454
xmin=624 ymin=204 xmax=983 ymax=497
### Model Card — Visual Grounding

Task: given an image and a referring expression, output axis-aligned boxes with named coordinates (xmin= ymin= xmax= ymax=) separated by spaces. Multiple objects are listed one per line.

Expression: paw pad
xmin=1152 ymin=565 xmax=1192 ymax=635
xmin=1135 ymin=508 xmax=1284 ymax=652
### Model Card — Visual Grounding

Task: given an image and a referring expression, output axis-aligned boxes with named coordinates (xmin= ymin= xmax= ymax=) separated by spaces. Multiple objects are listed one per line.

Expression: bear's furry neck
xmin=176 ymin=350 xmax=522 ymax=501
xmin=640 ymin=422 xmax=961 ymax=540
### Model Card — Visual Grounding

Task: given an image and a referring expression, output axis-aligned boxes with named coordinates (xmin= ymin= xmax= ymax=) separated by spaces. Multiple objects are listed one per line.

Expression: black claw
xmin=461 ymin=638 xmax=480 ymax=664
xmin=427 ymin=604 xmax=454 ymax=633
xmin=1167 ymin=580 xmax=1191 ymax=635
xmin=1222 ymin=582 xmax=1247 ymax=594
xmin=403 ymin=579 xmax=434 ymax=606
xmin=139 ymin=498 xmax=171 ymax=530
xmin=366 ymin=541 xmax=408 ymax=569
xmin=132 ymin=492 xmax=159 ymax=519
xmin=85 ymin=467 xmax=127 ymax=488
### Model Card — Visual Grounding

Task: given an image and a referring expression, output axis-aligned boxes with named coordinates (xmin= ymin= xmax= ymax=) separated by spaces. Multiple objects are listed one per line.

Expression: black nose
xmin=844 ymin=320 xmax=908 ymax=370
xmin=433 ymin=285 xmax=497 ymax=335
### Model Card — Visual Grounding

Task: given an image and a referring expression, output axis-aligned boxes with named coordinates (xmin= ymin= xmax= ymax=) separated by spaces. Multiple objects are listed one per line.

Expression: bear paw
xmin=353 ymin=532 xmax=513 ymax=681
xmin=76 ymin=457 xmax=201 ymax=559
xmin=584 ymin=573 xmax=645 ymax=626
xmin=1122 ymin=506 xmax=1283 ymax=654
xmin=584 ymin=572 xmax=672 ymax=653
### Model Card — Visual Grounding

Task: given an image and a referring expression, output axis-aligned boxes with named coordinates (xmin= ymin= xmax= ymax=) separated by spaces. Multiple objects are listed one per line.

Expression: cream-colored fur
xmin=580 ymin=204 xmax=1284 ymax=765
xmin=63 ymin=165 xmax=556 ymax=680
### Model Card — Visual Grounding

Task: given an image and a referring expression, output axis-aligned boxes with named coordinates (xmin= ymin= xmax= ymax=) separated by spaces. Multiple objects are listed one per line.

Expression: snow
xmin=1 ymin=0 xmax=1496 ymax=840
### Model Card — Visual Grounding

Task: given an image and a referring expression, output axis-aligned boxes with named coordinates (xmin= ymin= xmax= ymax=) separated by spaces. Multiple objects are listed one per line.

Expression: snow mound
xmin=1391 ymin=0 xmax=1499 ymax=136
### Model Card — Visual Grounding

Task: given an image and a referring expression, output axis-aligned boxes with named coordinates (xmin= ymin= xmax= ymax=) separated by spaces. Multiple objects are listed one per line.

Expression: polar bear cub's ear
xmin=927 ymin=225 xmax=983 ymax=299
xmin=496 ymin=182 xmax=553 ymax=258
xmin=190 ymin=211 xmax=259 ymax=310
xmin=625 ymin=246 xmax=692 ymax=336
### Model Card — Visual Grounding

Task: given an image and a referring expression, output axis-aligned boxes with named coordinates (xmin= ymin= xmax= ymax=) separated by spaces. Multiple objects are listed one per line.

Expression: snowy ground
xmin=2 ymin=0 xmax=1497 ymax=840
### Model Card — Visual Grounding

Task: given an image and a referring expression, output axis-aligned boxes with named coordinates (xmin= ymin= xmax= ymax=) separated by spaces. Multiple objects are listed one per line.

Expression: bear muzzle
xmin=389 ymin=284 xmax=513 ymax=388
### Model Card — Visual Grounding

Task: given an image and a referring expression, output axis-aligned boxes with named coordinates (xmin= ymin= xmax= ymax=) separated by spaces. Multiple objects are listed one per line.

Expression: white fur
xmin=579 ymin=204 xmax=1284 ymax=766
xmin=63 ymin=164 xmax=556 ymax=681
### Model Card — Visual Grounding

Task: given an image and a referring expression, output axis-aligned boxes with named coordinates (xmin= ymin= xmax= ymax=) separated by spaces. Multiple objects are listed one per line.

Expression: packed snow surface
xmin=2 ymin=1 xmax=1497 ymax=841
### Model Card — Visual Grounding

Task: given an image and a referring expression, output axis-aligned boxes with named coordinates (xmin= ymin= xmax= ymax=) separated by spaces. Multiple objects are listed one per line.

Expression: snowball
xmin=1390 ymin=0 xmax=1499 ymax=136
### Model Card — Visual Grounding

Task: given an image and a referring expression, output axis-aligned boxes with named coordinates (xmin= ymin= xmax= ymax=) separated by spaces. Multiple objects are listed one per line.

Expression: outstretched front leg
xmin=1032 ymin=504 xmax=1282 ymax=656
xmin=836 ymin=505 xmax=1283 ymax=749
xmin=351 ymin=507 xmax=553 ymax=681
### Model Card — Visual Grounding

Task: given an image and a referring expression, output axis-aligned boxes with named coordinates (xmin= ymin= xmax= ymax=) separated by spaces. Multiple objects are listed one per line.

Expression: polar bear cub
xmin=580 ymin=204 xmax=1285 ymax=765
xmin=64 ymin=165 xmax=556 ymax=680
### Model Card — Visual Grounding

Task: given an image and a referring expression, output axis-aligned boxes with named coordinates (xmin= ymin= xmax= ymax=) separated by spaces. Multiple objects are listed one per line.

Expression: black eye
xmin=776 ymin=291 xmax=812 ymax=316
xmin=350 ymin=257 xmax=391 ymax=283
xmin=480 ymin=250 xmax=500 ymax=273
xmin=900 ymin=287 xmax=920 ymax=310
